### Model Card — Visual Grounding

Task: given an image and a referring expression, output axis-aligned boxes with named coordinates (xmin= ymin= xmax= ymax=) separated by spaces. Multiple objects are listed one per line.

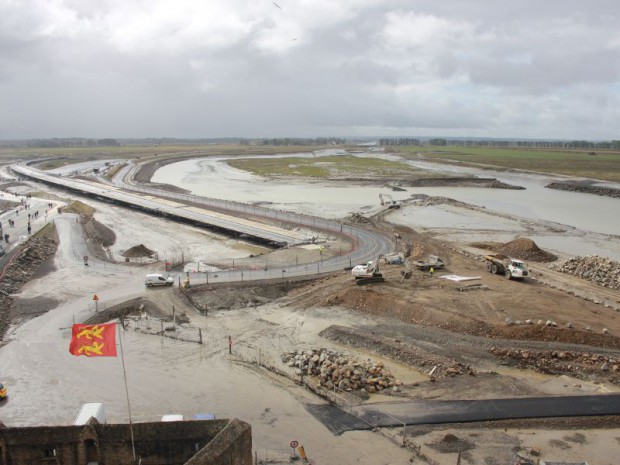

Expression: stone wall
xmin=0 ymin=418 xmax=252 ymax=465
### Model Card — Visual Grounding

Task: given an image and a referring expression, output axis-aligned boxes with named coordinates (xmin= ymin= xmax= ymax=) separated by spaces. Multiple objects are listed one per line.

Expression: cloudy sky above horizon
xmin=1 ymin=0 xmax=619 ymax=140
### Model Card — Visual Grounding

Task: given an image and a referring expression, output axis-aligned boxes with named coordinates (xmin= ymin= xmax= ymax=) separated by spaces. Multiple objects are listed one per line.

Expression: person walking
xmin=429 ymin=266 xmax=434 ymax=278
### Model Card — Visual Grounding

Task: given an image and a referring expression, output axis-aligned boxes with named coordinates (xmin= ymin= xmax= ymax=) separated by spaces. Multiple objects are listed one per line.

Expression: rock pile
xmin=281 ymin=349 xmax=400 ymax=393
xmin=546 ymin=180 xmax=620 ymax=199
xmin=490 ymin=347 xmax=620 ymax=384
xmin=498 ymin=238 xmax=557 ymax=262
xmin=0 ymin=235 xmax=58 ymax=338
xmin=344 ymin=212 xmax=370 ymax=224
xmin=551 ymin=255 xmax=620 ymax=290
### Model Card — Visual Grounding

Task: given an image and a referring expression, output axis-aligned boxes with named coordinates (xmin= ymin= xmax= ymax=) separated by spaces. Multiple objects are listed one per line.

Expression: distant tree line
xmin=260 ymin=138 xmax=346 ymax=146
xmin=380 ymin=138 xmax=620 ymax=150
xmin=379 ymin=138 xmax=420 ymax=146
xmin=427 ymin=139 xmax=620 ymax=150
xmin=23 ymin=138 xmax=120 ymax=148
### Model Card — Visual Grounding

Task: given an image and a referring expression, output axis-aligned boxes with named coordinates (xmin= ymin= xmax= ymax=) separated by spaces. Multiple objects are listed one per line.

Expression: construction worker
xmin=429 ymin=266 xmax=434 ymax=277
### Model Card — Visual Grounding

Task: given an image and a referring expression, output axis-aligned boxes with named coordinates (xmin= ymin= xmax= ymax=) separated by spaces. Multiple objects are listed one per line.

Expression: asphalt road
xmin=305 ymin=394 xmax=620 ymax=435
xmin=11 ymin=164 xmax=395 ymax=283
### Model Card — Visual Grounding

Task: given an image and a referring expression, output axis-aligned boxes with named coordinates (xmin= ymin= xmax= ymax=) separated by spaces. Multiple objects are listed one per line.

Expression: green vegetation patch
xmin=396 ymin=146 xmax=620 ymax=182
xmin=105 ymin=163 xmax=126 ymax=180
xmin=63 ymin=200 xmax=95 ymax=217
xmin=227 ymin=155 xmax=424 ymax=178
xmin=23 ymin=191 xmax=66 ymax=201
xmin=31 ymin=222 xmax=56 ymax=240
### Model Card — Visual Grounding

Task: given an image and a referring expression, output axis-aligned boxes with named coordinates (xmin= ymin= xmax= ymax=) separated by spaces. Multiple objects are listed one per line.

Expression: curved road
xmin=11 ymin=163 xmax=394 ymax=284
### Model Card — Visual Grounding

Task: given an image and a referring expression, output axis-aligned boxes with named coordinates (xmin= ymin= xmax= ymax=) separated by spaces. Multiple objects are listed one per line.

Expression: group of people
xmin=2 ymin=199 xmax=51 ymax=243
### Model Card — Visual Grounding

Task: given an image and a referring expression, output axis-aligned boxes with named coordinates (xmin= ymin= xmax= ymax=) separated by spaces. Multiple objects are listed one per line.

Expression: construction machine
xmin=414 ymin=255 xmax=445 ymax=272
xmin=379 ymin=193 xmax=401 ymax=209
xmin=351 ymin=254 xmax=385 ymax=285
xmin=484 ymin=254 xmax=529 ymax=280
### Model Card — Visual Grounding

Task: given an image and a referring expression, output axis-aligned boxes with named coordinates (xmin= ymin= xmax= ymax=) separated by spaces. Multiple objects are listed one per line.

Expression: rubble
xmin=344 ymin=212 xmax=370 ymax=224
xmin=281 ymin=348 xmax=398 ymax=393
xmin=551 ymin=255 xmax=620 ymax=290
xmin=0 ymin=234 xmax=58 ymax=338
xmin=489 ymin=347 xmax=620 ymax=384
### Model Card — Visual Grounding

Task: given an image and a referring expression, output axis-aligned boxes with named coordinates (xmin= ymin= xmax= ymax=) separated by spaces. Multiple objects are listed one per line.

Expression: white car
xmin=145 ymin=273 xmax=174 ymax=287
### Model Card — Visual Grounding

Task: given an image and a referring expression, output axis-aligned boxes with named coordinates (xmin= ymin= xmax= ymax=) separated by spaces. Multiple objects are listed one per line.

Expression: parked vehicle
xmin=414 ymin=255 xmax=445 ymax=272
xmin=484 ymin=254 xmax=529 ymax=280
xmin=161 ymin=414 xmax=184 ymax=422
xmin=145 ymin=273 xmax=174 ymax=287
xmin=74 ymin=403 xmax=106 ymax=425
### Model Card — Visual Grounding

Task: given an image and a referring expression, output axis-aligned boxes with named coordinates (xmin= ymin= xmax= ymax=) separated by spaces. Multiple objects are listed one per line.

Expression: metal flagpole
xmin=118 ymin=324 xmax=137 ymax=462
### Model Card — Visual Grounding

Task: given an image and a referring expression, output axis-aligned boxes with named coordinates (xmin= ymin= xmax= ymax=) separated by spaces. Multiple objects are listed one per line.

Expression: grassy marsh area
xmin=396 ymin=146 xmax=620 ymax=182
xmin=227 ymin=154 xmax=430 ymax=178
xmin=0 ymin=144 xmax=327 ymax=170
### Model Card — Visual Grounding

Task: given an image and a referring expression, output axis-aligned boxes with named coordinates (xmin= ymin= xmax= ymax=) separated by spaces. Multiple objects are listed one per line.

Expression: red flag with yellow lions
xmin=69 ymin=323 xmax=117 ymax=357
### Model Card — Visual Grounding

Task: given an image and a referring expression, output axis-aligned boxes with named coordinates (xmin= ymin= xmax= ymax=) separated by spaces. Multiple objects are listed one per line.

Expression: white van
xmin=74 ymin=403 xmax=106 ymax=425
xmin=161 ymin=414 xmax=184 ymax=422
xmin=145 ymin=273 xmax=174 ymax=287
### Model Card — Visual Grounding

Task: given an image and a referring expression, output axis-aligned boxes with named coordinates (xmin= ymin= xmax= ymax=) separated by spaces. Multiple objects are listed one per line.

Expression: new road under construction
xmin=2 ymin=151 xmax=620 ymax=465
xmin=11 ymin=163 xmax=394 ymax=280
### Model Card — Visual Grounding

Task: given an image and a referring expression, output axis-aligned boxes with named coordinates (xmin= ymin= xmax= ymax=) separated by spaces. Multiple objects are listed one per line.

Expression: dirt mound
xmin=498 ymin=238 xmax=557 ymax=262
xmin=428 ymin=433 xmax=474 ymax=453
xmin=122 ymin=244 xmax=156 ymax=258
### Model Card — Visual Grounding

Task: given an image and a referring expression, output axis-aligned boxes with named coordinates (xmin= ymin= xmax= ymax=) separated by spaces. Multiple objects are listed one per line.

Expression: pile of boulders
xmin=0 ymin=235 xmax=58 ymax=339
xmin=0 ymin=237 xmax=57 ymax=294
xmin=551 ymin=255 xmax=620 ymax=290
xmin=281 ymin=349 xmax=401 ymax=393
xmin=490 ymin=347 xmax=620 ymax=384
xmin=546 ymin=181 xmax=620 ymax=199
xmin=344 ymin=212 xmax=370 ymax=224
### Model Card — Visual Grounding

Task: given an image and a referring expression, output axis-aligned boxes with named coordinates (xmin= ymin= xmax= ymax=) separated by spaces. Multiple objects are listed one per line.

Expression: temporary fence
xmin=254 ymin=448 xmax=301 ymax=464
xmin=125 ymin=314 xmax=203 ymax=345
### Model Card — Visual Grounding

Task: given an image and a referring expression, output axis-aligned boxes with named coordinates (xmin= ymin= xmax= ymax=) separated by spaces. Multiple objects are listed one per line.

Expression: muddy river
xmin=152 ymin=152 xmax=620 ymax=260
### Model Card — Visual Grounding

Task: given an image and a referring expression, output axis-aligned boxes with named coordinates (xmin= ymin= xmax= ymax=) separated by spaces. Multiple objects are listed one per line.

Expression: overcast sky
xmin=1 ymin=0 xmax=619 ymax=140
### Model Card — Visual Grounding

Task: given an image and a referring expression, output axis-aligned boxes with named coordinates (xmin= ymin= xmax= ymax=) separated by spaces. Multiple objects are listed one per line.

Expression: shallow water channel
xmin=152 ymin=152 xmax=620 ymax=260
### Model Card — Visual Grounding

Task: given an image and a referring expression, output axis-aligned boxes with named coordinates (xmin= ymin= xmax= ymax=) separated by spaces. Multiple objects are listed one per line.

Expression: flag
xmin=69 ymin=323 xmax=117 ymax=357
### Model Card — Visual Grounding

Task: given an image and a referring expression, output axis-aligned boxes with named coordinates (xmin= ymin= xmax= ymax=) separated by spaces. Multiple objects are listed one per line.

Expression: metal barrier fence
xmin=125 ymin=314 xmax=203 ymax=344
xmin=254 ymin=448 xmax=313 ymax=465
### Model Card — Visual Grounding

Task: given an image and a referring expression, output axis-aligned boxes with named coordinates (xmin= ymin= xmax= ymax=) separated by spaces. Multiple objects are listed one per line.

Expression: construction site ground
xmin=1 ymin=174 xmax=620 ymax=464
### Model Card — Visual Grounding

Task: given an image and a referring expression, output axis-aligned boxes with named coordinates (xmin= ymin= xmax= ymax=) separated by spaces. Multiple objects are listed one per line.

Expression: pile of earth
xmin=489 ymin=347 xmax=620 ymax=385
xmin=428 ymin=433 xmax=474 ymax=453
xmin=122 ymin=244 xmax=156 ymax=258
xmin=497 ymin=238 xmax=557 ymax=262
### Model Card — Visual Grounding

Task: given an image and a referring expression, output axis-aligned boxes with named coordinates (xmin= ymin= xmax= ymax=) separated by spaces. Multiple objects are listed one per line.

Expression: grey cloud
xmin=0 ymin=0 xmax=619 ymax=139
